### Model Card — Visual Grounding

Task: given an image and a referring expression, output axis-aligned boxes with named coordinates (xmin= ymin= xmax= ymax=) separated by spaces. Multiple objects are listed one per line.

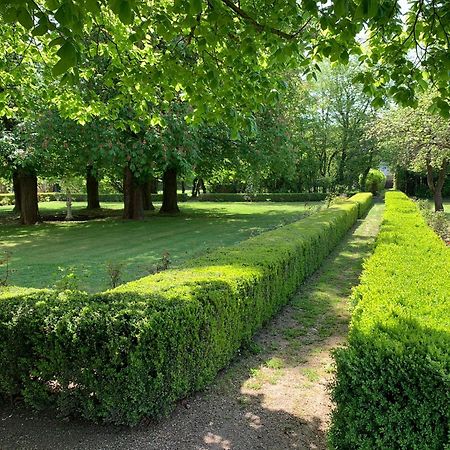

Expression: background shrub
xmin=195 ymin=192 xmax=328 ymax=202
xmin=0 ymin=194 xmax=372 ymax=425
xmin=330 ymin=191 xmax=450 ymax=449
xmin=363 ymin=169 xmax=386 ymax=194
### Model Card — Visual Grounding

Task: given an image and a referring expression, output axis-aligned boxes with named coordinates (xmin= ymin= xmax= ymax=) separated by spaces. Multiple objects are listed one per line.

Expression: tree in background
xmin=371 ymin=94 xmax=450 ymax=211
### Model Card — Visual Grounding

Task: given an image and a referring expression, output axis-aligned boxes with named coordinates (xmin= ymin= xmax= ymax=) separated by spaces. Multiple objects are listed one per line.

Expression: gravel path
xmin=0 ymin=203 xmax=385 ymax=450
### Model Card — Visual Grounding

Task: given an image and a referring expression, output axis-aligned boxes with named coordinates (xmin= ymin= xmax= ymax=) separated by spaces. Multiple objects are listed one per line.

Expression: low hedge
xmin=0 ymin=193 xmax=372 ymax=425
xmin=330 ymin=191 xmax=450 ymax=449
xmin=0 ymin=192 xmax=188 ymax=205
xmin=195 ymin=192 xmax=327 ymax=202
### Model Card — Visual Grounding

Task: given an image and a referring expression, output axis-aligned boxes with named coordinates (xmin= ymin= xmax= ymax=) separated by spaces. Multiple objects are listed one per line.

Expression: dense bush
xmin=0 ymin=194 xmax=372 ymax=425
xmin=363 ymin=169 xmax=386 ymax=194
xmin=0 ymin=191 xmax=330 ymax=206
xmin=195 ymin=192 xmax=328 ymax=202
xmin=0 ymin=192 xmax=188 ymax=205
xmin=330 ymin=191 xmax=450 ymax=449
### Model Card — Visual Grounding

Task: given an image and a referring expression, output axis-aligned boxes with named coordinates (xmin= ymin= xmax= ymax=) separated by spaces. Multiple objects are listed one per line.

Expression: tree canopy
xmin=1 ymin=0 xmax=449 ymax=128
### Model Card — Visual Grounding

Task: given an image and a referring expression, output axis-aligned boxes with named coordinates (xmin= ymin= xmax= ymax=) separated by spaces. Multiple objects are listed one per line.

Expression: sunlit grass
xmin=0 ymin=200 xmax=322 ymax=292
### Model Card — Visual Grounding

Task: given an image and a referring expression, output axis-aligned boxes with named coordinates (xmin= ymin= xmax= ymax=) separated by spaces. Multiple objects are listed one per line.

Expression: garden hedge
xmin=0 ymin=192 xmax=326 ymax=205
xmin=330 ymin=191 xmax=450 ymax=449
xmin=0 ymin=193 xmax=372 ymax=425
xmin=0 ymin=192 xmax=188 ymax=205
xmin=194 ymin=192 xmax=327 ymax=202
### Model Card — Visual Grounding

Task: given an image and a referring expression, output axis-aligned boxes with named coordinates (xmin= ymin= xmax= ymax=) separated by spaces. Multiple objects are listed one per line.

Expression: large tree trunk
xmin=12 ymin=170 xmax=21 ymax=214
xmin=160 ymin=167 xmax=179 ymax=214
xmin=18 ymin=169 xmax=39 ymax=225
xmin=433 ymin=189 xmax=444 ymax=212
xmin=149 ymin=176 xmax=158 ymax=194
xmin=426 ymin=159 xmax=447 ymax=212
xmin=86 ymin=166 xmax=100 ymax=209
xmin=199 ymin=178 xmax=206 ymax=194
xmin=142 ymin=179 xmax=155 ymax=211
xmin=123 ymin=166 xmax=144 ymax=220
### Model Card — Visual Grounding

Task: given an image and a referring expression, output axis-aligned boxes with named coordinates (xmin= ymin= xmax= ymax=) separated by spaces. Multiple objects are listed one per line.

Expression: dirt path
xmin=0 ymin=203 xmax=384 ymax=450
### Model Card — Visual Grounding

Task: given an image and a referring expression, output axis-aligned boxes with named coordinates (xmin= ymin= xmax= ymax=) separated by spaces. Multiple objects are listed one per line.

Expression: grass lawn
xmin=0 ymin=200 xmax=322 ymax=292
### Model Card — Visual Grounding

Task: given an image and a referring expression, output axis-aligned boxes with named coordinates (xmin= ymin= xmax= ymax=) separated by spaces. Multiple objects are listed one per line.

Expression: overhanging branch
xmin=220 ymin=0 xmax=305 ymax=40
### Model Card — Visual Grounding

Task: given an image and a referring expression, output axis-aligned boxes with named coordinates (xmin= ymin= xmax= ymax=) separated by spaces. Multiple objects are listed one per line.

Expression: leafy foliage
xmin=1 ymin=0 xmax=449 ymax=119
xmin=194 ymin=192 xmax=327 ymax=202
xmin=363 ymin=168 xmax=386 ymax=194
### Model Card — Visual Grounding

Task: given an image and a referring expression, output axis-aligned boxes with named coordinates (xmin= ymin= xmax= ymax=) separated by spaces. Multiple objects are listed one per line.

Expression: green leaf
xmin=52 ymin=58 xmax=73 ymax=77
xmin=190 ymin=0 xmax=202 ymax=14
xmin=46 ymin=0 xmax=60 ymax=9
xmin=130 ymin=122 xmax=141 ymax=133
xmin=118 ymin=1 xmax=134 ymax=24
xmin=367 ymin=0 xmax=378 ymax=17
xmin=339 ymin=49 xmax=349 ymax=63
xmin=85 ymin=0 xmax=101 ymax=14
xmin=49 ymin=37 xmax=66 ymax=47
xmin=371 ymin=97 xmax=384 ymax=108
xmin=17 ymin=8 xmax=33 ymax=29
xmin=435 ymin=99 xmax=450 ymax=118
xmin=334 ymin=0 xmax=348 ymax=18
xmin=54 ymin=4 xmax=71 ymax=27
xmin=32 ymin=20 xmax=49 ymax=36
xmin=57 ymin=41 xmax=78 ymax=66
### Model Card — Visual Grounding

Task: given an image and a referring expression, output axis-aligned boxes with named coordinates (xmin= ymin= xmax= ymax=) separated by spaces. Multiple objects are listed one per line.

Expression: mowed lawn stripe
xmin=0 ymin=201 xmax=322 ymax=292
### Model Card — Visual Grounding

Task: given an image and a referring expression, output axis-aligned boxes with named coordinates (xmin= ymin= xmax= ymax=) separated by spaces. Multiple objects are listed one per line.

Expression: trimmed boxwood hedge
xmin=330 ymin=191 xmax=450 ymax=449
xmin=0 ymin=193 xmax=372 ymax=425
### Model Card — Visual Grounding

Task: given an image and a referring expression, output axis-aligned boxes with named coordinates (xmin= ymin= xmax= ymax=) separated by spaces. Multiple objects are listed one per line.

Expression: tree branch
xmin=220 ymin=0 xmax=305 ymax=40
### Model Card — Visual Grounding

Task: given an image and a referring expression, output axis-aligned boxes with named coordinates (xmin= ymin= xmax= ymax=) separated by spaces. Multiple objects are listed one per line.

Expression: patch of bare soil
xmin=0 ymin=204 xmax=384 ymax=450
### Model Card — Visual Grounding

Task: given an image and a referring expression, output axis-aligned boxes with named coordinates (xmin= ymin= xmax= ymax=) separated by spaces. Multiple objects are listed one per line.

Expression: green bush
xmin=0 ymin=194 xmax=372 ymax=425
xmin=195 ymin=192 xmax=327 ymax=202
xmin=0 ymin=192 xmax=188 ymax=205
xmin=330 ymin=191 xmax=450 ymax=449
xmin=363 ymin=169 xmax=386 ymax=194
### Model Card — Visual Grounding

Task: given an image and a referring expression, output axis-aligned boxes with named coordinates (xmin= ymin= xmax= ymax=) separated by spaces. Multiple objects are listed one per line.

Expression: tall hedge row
xmin=0 ymin=194 xmax=372 ymax=425
xmin=330 ymin=191 xmax=450 ymax=449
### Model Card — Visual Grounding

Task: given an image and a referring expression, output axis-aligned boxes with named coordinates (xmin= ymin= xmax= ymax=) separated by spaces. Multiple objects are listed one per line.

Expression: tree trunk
xmin=12 ymin=170 xmax=21 ymax=214
xmin=160 ymin=167 xmax=179 ymax=214
xmin=434 ymin=189 xmax=444 ymax=212
xmin=86 ymin=166 xmax=100 ymax=209
xmin=181 ymin=180 xmax=185 ymax=194
xmin=199 ymin=178 xmax=206 ymax=194
xmin=18 ymin=169 xmax=39 ymax=225
xmin=123 ymin=166 xmax=144 ymax=220
xmin=426 ymin=159 xmax=447 ymax=212
xmin=191 ymin=178 xmax=198 ymax=197
xmin=142 ymin=179 xmax=155 ymax=211
xmin=360 ymin=166 xmax=370 ymax=192
xmin=65 ymin=190 xmax=73 ymax=220
xmin=149 ymin=176 xmax=158 ymax=194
